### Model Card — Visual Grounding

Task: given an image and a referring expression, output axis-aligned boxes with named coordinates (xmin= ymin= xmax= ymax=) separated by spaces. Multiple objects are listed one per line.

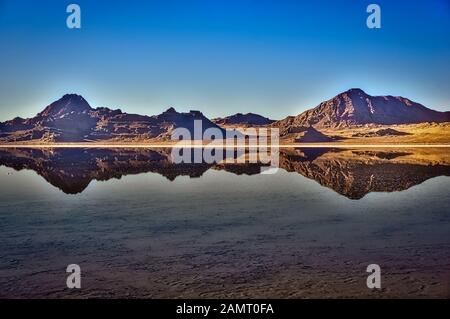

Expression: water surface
xmin=0 ymin=147 xmax=449 ymax=298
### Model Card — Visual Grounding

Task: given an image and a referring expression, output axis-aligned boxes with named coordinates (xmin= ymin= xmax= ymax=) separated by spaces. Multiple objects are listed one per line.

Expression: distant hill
xmin=272 ymin=89 xmax=450 ymax=134
xmin=213 ymin=113 xmax=275 ymax=126
xmin=273 ymin=125 xmax=336 ymax=143
xmin=0 ymin=94 xmax=225 ymax=142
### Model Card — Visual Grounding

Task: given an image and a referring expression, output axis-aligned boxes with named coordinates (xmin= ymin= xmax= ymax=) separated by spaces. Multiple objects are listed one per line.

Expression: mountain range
xmin=0 ymin=89 xmax=448 ymax=143
xmin=0 ymin=94 xmax=225 ymax=142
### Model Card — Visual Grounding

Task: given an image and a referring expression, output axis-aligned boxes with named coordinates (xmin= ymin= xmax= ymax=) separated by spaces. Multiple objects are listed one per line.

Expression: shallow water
xmin=0 ymin=147 xmax=449 ymax=298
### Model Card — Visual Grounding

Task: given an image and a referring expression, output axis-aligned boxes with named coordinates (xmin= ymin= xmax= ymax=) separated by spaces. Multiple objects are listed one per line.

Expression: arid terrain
xmin=1 ymin=89 xmax=448 ymax=145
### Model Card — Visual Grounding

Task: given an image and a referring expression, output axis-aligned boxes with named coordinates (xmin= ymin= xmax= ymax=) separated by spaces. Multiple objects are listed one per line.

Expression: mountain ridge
xmin=0 ymin=89 xmax=449 ymax=143
xmin=272 ymin=88 xmax=449 ymax=132
xmin=0 ymin=95 xmax=225 ymax=142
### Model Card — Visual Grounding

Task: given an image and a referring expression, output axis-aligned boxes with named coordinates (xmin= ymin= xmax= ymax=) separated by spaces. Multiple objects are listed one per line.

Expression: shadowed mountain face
xmin=0 ymin=147 xmax=448 ymax=199
xmin=0 ymin=94 xmax=225 ymax=142
xmin=273 ymin=88 xmax=450 ymax=131
xmin=277 ymin=126 xmax=337 ymax=142
xmin=212 ymin=113 xmax=275 ymax=126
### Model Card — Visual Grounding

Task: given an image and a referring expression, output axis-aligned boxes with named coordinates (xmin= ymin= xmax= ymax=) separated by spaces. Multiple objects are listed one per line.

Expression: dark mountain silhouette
xmin=0 ymin=94 xmax=226 ymax=142
xmin=272 ymin=88 xmax=450 ymax=133
xmin=0 ymin=147 xmax=448 ymax=199
xmin=213 ymin=113 xmax=275 ymax=126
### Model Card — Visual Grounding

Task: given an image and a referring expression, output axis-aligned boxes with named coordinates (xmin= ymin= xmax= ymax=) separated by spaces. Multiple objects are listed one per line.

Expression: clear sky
xmin=0 ymin=0 xmax=449 ymax=121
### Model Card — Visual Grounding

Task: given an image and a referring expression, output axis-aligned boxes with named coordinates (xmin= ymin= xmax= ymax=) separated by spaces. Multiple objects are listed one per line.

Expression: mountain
xmin=213 ymin=112 xmax=275 ymax=126
xmin=273 ymin=89 xmax=450 ymax=133
xmin=0 ymin=90 xmax=448 ymax=143
xmin=276 ymin=126 xmax=336 ymax=142
xmin=0 ymin=94 xmax=226 ymax=142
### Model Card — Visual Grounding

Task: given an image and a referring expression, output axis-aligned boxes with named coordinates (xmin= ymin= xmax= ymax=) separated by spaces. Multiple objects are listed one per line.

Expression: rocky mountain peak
xmin=273 ymin=89 xmax=449 ymax=129
xmin=38 ymin=94 xmax=92 ymax=118
xmin=163 ymin=107 xmax=177 ymax=113
xmin=344 ymin=88 xmax=367 ymax=96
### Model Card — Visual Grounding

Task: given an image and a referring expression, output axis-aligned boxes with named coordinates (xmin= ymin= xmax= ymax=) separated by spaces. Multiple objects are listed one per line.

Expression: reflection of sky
xmin=0 ymin=0 xmax=449 ymax=121
xmin=1 ymin=163 xmax=449 ymax=298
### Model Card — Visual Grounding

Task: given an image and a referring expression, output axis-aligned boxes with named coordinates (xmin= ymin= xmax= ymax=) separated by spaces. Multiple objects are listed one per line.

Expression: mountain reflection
xmin=0 ymin=147 xmax=449 ymax=199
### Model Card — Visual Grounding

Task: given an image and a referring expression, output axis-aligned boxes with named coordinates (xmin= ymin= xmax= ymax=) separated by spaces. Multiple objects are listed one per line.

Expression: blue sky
xmin=0 ymin=0 xmax=449 ymax=121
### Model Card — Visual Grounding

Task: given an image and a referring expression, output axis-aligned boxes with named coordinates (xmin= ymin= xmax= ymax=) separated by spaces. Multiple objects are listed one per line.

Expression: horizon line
xmin=3 ymin=87 xmax=450 ymax=123
xmin=1 ymin=143 xmax=449 ymax=149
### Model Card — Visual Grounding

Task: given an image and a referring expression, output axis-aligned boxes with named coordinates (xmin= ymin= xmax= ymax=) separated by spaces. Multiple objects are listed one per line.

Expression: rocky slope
xmin=284 ymin=126 xmax=336 ymax=142
xmin=0 ymin=94 xmax=225 ymax=143
xmin=272 ymin=89 xmax=450 ymax=138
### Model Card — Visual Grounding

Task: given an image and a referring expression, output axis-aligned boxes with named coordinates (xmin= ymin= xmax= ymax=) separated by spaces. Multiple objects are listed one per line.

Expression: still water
xmin=0 ymin=147 xmax=449 ymax=298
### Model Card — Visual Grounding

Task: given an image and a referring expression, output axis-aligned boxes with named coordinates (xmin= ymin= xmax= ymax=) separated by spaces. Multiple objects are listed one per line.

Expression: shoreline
xmin=0 ymin=143 xmax=449 ymax=148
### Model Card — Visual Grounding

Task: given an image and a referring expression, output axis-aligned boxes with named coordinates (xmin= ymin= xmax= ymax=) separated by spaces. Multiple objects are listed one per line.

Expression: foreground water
xmin=0 ymin=147 xmax=449 ymax=298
